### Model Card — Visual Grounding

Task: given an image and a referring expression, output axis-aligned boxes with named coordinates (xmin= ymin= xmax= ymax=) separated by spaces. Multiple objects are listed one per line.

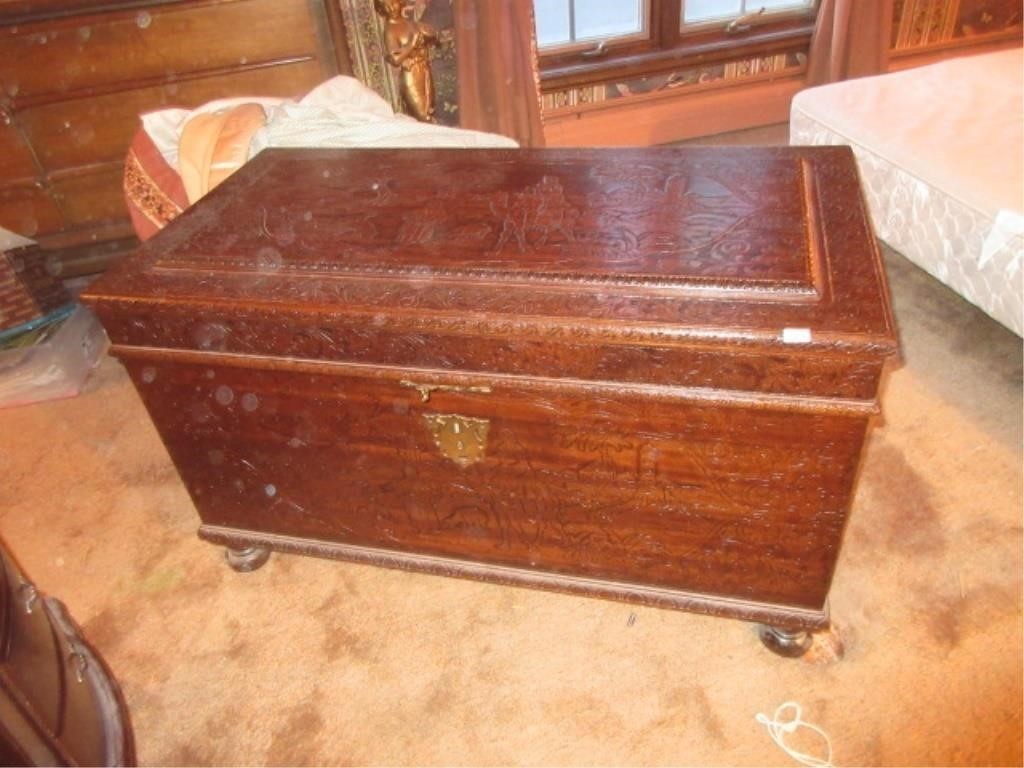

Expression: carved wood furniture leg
xmin=224 ymin=546 xmax=271 ymax=573
xmin=758 ymin=624 xmax=814 ymax=658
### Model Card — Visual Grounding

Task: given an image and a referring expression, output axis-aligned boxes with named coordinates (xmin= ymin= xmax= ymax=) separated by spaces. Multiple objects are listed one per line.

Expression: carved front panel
xmin=124 ymin=356 xmax=869 ymax=610
xmin=94 ymin=301 xmax=888 ymax=400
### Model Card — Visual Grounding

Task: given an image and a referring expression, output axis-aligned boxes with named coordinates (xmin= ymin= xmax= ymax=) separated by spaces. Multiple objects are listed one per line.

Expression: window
xmin=535 ymin=0 xmax=819 ymax=90
xmin=537 ymin=1 xmax=814 ymax=49
xmin=682 ymin=0 xmax=813 ymax=26
xmin=535 ymin=0 xmax=647 ymax=50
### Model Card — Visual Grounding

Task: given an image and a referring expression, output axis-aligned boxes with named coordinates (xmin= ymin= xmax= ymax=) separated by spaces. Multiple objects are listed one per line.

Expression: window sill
xmin=542 ymin=66 xmax=805 ymax=118
xmin=539 ymin=22 xmax=815 ymax=91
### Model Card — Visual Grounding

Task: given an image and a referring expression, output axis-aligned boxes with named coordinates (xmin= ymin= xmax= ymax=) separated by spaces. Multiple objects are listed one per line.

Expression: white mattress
xmin=791 ymin=48 xmax=1023 ymax=335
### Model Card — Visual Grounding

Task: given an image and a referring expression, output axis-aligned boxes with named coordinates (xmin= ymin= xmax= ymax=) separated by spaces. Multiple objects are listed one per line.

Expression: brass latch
xmin=400 ymin=380 xmax=492 ymax=403
xmin=422 ymin=413 xmax=490 ymax=467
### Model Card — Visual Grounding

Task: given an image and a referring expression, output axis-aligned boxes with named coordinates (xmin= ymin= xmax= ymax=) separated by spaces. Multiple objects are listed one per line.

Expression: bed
xmin=791 ymin=48 xmax=1023 ymax=336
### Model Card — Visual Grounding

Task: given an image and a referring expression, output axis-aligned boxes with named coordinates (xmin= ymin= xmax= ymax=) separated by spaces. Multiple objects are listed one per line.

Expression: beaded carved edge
xmin=199 ymin=525 xmax=831 ymax=630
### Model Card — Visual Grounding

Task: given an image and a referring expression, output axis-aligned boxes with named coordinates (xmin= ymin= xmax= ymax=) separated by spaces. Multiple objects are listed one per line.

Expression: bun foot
xmin=758 ymin=624 xmax=813 ymax=658
xmin=224 ymin=546 xmax=271 ymax=572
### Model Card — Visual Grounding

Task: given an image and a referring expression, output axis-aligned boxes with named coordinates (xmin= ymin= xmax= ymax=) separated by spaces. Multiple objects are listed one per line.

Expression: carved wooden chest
xmin=83 ymin=147 xmax=898 ymax=651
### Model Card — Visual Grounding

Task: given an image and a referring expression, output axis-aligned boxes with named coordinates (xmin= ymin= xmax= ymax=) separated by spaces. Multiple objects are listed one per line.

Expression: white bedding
xmin=791 ymin=49 xmax=1023 ymax=335
xmin=141 ymin=76 xmax=517 ymax=172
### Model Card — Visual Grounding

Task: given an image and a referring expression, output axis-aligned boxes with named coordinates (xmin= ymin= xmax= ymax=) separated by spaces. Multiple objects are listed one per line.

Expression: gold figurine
xmin=374 ymin=0 xmax=439 ymax=122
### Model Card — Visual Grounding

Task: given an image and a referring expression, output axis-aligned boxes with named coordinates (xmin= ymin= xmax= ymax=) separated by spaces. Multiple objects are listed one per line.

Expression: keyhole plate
xmin=422 ymin=413 xmax=490 ymax=467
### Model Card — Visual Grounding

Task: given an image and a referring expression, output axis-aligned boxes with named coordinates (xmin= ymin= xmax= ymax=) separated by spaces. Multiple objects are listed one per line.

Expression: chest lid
xmin=84 ymin=147 xmax=898 ymax=398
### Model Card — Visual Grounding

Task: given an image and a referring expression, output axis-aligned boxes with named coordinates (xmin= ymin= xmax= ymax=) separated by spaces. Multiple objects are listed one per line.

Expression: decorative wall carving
xmin=541 ymin=52 xmax=804 ymax=113
xmin=891 ymin=0 xmax=1022 ymax=49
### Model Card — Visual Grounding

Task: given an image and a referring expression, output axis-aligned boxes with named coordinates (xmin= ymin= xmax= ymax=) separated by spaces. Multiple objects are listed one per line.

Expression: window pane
xmin=683 ymin=0 xmax=742 ymax=23
xmin=756 ymin=0 xmax=811 ymax=10
xmin=535 ymin=0 xmax=572 ymax=47
xmin=573 ymin=0 xmax=644 ymax=41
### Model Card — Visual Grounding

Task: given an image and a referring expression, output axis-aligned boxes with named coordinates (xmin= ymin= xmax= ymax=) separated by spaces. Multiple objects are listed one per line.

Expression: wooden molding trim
xmin=199 ymin=524 xmax=831 ymax=630
xmin=542 ymin=75 xmax=804 ymax=147
xmin=889 ymin=34 xmax=1023 ymax=71
xmin=34 ymin=234 xmax=138 ymax=278
xmin=110 ymin=346 xmax=881 ymax=416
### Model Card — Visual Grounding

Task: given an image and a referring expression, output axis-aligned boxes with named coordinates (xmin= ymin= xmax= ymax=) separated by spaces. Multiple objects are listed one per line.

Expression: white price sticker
xmin=782 ymin=327 xmax=812 ymax=344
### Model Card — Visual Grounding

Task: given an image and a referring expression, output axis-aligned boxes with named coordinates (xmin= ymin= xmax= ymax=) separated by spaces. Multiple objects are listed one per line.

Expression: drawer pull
xmin=400 ymin=380 xmax=492 ymax=403
xmin=422 ymin=413 xmax=490 ymax=467
xmin=18 ymin=583 xmax=38 ymax=615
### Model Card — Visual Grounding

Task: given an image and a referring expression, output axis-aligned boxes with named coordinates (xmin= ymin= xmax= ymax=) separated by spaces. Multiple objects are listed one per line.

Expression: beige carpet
xmin=1 ymin=247 xmax=1021 ymax=766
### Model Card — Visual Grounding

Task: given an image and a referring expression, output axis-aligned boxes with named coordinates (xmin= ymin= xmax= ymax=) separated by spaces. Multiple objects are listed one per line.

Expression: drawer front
xmin=0 ymin=0 xmax=327 ymax=100
xmin=124 ymin=356 xmax=870 ymax=610
xmin=0 ymin=112 xmax=37 ymax=182
xmin=0 ymin=182 xmax=64 ymax=237
xmin=51 ymin=165 xmax=127 ymax=227
xmin=19 ymin=58 xmax=326 ymax=173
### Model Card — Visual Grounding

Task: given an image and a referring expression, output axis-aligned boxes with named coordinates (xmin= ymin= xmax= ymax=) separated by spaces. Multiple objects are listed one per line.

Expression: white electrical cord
xmin=755 ymin=701 xmax=834 ymax=767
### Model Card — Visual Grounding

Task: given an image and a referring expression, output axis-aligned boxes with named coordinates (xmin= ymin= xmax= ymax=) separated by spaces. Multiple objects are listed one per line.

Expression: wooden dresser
xmin=84 ymin=146 xmax=900 ymax=657
xmin=0 ymin=0 xmax=353 ymax=276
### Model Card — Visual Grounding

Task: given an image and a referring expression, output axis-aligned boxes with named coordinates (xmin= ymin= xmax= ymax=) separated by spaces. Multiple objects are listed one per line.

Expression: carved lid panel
xmin=85 ymin=147 xmax=898 ymax=359
xmin=151 ymin=148 xmax=820 ymax=298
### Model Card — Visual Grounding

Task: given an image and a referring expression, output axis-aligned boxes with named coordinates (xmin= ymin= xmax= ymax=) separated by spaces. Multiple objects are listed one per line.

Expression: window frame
xmin=537 ymin=0 xmax=819 ymax=92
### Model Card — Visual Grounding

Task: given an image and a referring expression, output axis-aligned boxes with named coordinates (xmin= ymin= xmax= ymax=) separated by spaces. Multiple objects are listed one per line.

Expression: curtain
xmin=807 ymin=0 xmax=895 ymax=86
xmin=453 ymin=0 xmax=546 ymax=147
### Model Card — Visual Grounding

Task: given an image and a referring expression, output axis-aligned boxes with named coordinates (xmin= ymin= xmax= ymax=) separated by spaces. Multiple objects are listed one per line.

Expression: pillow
xmin=179 ymin=103 xmax=268 ymax=204
xmin=123 ymin=127 xmax=189 ymax=241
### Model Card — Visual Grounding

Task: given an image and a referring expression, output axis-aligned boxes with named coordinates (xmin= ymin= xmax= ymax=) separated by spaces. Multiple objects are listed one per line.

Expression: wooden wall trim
xmin=542 ymin=75 xmax=803 ymax=146
xmin=889 ymin=34 xmax=1023 ymax=71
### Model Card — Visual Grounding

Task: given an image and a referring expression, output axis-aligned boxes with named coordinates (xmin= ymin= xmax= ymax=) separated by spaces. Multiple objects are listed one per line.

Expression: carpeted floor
xmin=1 ymin=245 xmax=1021 ymax=767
